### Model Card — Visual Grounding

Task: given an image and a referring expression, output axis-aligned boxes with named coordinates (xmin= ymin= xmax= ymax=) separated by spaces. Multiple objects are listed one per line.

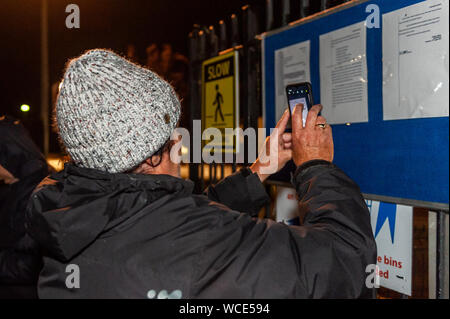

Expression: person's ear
xmin=147 ymin=155 xmax=162 ymax=167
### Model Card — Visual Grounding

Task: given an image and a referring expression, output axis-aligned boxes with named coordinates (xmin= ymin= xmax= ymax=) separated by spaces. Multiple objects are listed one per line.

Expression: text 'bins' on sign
xmin=367 ymin=200 xmax=413 ymax=296
xmin=202 ymin=51 xmax=239 ymax=154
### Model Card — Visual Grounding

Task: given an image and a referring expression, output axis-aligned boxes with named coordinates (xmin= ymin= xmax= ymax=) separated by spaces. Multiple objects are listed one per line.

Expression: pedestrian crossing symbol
xmin=202 ymin=51 xmax=239 ymax=154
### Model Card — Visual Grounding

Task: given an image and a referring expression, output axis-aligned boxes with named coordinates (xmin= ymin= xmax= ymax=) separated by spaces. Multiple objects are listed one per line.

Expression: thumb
xmin=274 ymin=109 xmax=290 ymax=137
xmin=292 ymin=103 xmax=304 ymax=133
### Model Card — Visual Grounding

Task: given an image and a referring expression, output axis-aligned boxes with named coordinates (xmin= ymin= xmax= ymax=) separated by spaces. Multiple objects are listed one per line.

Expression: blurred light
xmin=47 ymin=155 xmax=65 ymax=172
xmin=180 ymin=163 xmax=189 ymax=179
xmin=58 ymin=81 xmax=63 ymax=91
xmin=346 ymin=122 xmax=351 ymax=126
xmin=20 ymin=104 xmax=30 ymax=112
xmin=198 ymin=164 xmax=239 ymax=181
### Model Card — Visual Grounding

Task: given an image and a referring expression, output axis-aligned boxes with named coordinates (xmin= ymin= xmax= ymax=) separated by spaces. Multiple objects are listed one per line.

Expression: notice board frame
xmin=261 ymin=0 xmax=449 ymax=210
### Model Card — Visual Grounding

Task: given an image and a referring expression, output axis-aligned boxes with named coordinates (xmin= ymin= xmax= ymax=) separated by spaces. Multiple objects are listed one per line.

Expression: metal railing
xmin=187 ymin=0 xmax=351 ymax=193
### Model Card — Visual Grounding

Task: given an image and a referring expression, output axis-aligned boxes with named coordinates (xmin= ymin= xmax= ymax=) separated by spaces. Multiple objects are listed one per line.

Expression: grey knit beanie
xmin=56 ymin=49 xmax=181 ymax=173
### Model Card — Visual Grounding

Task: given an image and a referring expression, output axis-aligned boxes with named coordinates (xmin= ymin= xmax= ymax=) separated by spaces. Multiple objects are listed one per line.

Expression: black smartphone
xmin=285 ymin=82 xmax=314 ymax=129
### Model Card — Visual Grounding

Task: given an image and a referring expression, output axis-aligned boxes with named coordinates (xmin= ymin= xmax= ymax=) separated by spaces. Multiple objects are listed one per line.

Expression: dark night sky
xmin=0 ymin=0 xmax=263 ymax=150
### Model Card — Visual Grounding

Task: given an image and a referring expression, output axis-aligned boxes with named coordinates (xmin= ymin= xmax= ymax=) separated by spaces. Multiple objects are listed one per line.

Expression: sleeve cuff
xmin=291 ymin=160 xmax=335 ymax=185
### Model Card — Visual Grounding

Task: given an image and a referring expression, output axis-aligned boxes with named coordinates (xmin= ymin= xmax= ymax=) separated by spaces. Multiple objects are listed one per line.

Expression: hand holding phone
xmin=291 ymin=104 xmax=334 ymax=167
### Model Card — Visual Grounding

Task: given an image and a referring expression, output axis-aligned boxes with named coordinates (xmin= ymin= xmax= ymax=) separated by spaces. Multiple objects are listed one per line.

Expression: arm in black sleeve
xmin=0 ymin=234 xmax=42 ymax=285
xmin=289 ymin=160 xmax=378 ymax=297
xmin=205 ymin=167 xmax=270 ymax=216
xmin=193 ymin=160 xmax=377 ymax=298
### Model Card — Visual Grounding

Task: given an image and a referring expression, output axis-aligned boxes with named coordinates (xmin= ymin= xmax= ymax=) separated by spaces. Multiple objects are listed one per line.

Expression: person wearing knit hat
xmin=56 ymin=49 xmax=181 ymax=173
xmin=25 ymin=49 xmax=376 ymax=299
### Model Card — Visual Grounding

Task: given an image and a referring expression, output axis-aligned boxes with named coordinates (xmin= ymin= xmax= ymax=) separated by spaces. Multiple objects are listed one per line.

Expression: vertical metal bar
xmin=300 ymin=0 xmax=310 ymax=19
xmin=230 ymin=14 xmax=240 ymax=47
xmin=218 ymin=20 xmax=227 ymax=182
xmin=436 ymin=211 xmax=446 ymax=299
xmin=242 ymin=5 xmax=260 ymax=166
xmin=201 ymin=25 xmax=217 ymax=188
xmin=372 ymin=287 xmax=378 ymax=299
xmin=281 ymin=0 xmax=290 ymax=26
xmin=445 ymin=212 xmax=449 ymax=299
xmin=289 ymin=0 xmax=301 ymax=22
xmin=265 ymin=0 xmax=274 ymax=31
xmin=206 ymin=24 xmax=217 ymax=186
xmin=428 ymin=211 xmax=437 ymax=298
xmin=218 ymin=20 xmax=228 ymax=51
xmin=41 ymin=0 xmax=49 ymax=157
xmin=242 ymin=5 xmax=250 ymax=166
xmin=188 ymin=27 xmax=205 ymax=193
xmin=207 ymin=23 xmax=217 ymax=185
xmin=208 ymin=25 xmax=219 ymax=57
xmin=201 ymin=26 xmax=211 ymax=58
xmin=188 ymin=30 xmax=197 ymax=189
xmin=198 ymin=28 xmax=207 ymax=192
xmin=309 ymin=0 xmax=322 ymax=15
xmin=230 ymin=12 xmax=239 ymax=174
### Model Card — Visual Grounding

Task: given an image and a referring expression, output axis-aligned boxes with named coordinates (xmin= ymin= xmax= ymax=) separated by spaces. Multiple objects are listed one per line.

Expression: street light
xmin=20 ymin=104 xmax=30 ymax=112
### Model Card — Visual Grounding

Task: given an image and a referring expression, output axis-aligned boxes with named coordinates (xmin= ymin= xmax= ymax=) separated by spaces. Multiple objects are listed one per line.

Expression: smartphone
xmin=285 ymin=82 xmax=314 ymax=129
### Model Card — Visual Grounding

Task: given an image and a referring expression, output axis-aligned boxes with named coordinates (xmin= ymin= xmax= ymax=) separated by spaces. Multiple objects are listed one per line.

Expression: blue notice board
xmin=263 ymin=0 xmax=449 ymax=207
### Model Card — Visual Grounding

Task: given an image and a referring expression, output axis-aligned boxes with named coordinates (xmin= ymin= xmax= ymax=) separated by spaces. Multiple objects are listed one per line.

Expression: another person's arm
xmin=205 ymin=168 xmax=269 ymax=216
xmin=205 ymin=111 xmax=292 ymax=216
xmin=0 ymin=234 xmax=42 ymax=285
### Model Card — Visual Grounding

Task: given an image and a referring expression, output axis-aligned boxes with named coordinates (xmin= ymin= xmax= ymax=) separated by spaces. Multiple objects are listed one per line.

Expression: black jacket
xmin=26 ymin=161 xmax=376 ymax=298
xmin=0 ymin=116 xmax=48 ymax=286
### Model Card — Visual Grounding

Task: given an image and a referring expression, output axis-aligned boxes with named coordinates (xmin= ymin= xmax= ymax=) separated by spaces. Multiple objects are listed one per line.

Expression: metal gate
xmin=186 ymin=0 xmax=344 ymax=193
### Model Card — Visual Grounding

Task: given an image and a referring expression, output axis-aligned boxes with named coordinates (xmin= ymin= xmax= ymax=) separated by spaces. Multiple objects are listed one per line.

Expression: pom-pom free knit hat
xmin=56 ymin=49 xmax=181 ymax=173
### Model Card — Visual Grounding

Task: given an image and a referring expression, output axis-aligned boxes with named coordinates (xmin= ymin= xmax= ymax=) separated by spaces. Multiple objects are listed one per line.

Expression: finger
xmin=320 ymin=124 xmax=333 ymax=142
xmin=291 ymin=103 xmax=304 ymax=133
xmin=305 ymin=104 xmax=323 ymax=129
xmin=315 ymin=116 xmax=327 ymax=131
xmin=283 ymin=142 xmax=292 ymax=149
xmin=284 ymin=149 xmax=293 ymax=159
xmin=282 ymin=133 xmax=292 ymax=142
xmin=275 ymin=109 xmax=290 ymax=134
xmin=325 ymin=123 xmax=333 ymax=137
xmin=325 ymin=125 xmax=334 ymax=161
xmin=316 ymin=116 xmax=327 ymax=125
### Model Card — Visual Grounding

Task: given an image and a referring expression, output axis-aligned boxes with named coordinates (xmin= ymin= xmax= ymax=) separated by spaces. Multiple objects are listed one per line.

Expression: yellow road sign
xmin=202 ymin=51 xmax=239 ymax=154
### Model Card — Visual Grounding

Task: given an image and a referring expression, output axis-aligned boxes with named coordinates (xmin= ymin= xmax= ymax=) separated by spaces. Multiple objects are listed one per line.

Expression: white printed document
xmin=320 ymin=21 xmax=369 ymax=124
xmin=382 ymin=0 xmax=449 ymax=120
xmin=274 ymin=41 xmax=310 ymax=122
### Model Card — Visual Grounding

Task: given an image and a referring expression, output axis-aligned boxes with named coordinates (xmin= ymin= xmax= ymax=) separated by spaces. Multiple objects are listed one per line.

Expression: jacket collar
xmin=27 ymin=163 xmax=195 ymax=262
xmin=61 ymin=163 xmax=194 ymax=195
